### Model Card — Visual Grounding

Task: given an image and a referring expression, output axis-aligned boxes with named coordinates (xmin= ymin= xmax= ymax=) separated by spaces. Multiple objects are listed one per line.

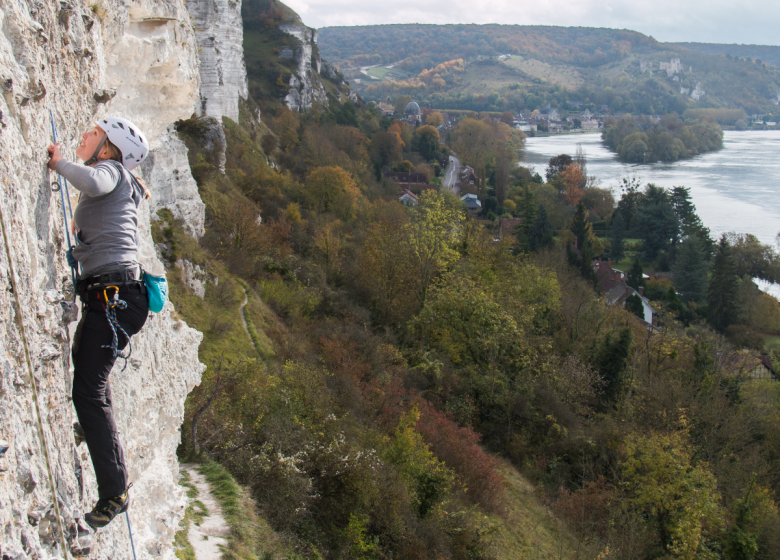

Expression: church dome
xmin=404 ymin=101 xmax=421 ymax=115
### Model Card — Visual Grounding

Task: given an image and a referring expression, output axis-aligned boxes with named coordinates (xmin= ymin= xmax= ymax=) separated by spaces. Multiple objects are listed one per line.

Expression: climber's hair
xmin=103 ymin=138 xmax=123 ymax=163
xmin=104 ymin=137 xmax=151 ymax=200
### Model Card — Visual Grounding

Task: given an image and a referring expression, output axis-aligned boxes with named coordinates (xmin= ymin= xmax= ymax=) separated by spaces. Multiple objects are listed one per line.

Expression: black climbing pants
xmin=72 ymin=283 xmax=148 ymax=499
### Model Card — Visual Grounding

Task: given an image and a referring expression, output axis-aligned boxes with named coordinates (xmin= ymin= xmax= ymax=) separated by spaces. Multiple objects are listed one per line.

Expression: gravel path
xmin=181 ymin=464 xmax=230 ymax=560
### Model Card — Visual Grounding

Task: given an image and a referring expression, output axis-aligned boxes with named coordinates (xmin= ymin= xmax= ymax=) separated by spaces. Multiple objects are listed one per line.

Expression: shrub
xmin=415 ymin=400 xmax=504 ymax=512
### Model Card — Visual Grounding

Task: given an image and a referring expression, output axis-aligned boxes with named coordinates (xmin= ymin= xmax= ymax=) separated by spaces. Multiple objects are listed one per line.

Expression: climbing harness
xmin=102 ymin=286 xmax=132 ymax=370
xmin=0 ymin=204 xmax=72 ymax=559
xmin=126 ymin=511 xmax=138 ymax=560
xmin=48 ymin=105 xmax=79 ymax=296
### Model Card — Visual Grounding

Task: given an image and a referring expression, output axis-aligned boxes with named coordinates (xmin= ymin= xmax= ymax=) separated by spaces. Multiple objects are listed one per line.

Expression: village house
xmin=398 ymin=190 xmax=418 ymax=206
xmin=460 ymin=193 xmax=482 ymax=213
xmin=581 ymin=119 xmax=599 ymax=131
xmin=595 ymin=259 xmax=657 ymax=329
xmin=460 ymin=166 xmax=477 ymax=186
xmin=513 ymin=119 xmax=536 ymax=132
xmin=722 ymin=352 xmax=776 ymax=381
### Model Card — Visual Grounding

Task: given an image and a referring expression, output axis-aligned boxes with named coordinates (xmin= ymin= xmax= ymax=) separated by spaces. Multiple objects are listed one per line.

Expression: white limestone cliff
xmin=279 ymin=23 xmax=327 ymax=112
xmin=0 ymin=0 xmax=211 ymax=557
xmin=187 ymin=0 xmax=248 ymax=122
xmin=141 ymin=126 xmax=206 ymax=238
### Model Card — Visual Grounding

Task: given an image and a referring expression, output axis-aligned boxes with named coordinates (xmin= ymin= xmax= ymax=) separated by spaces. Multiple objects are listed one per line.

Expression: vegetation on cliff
xmin=157 ymin=4 xmax=780 ymax=558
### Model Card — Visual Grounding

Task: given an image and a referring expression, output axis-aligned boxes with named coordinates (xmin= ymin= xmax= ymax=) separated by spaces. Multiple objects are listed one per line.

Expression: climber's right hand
xmin=65 ymin=246 xmax=77 ymax=269
xmin=47 ymin=143 xmax=63 ymax=171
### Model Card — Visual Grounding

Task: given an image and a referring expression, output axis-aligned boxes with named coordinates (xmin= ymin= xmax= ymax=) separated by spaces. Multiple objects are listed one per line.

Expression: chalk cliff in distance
xmin=0 ymin=0 xmax=217 ymax=557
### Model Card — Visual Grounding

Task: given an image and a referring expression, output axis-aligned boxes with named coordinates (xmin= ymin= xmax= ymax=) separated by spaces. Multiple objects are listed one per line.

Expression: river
xmin=521 ymin=131 xmax=780 ymax=298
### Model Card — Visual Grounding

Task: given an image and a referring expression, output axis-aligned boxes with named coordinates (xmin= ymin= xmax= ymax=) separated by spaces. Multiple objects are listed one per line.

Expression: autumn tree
xmin=545 ymin=153 xmax=573 ymax=181
xmin=561 ymin=163 xmax=585 ymax=205
xmin=359 ymin=205 xmax=417 ymax=324
xmin=271 ymin=109 xmax=301 ymax=151
xmin=425 ymin=111 xmax=444 ymax=127
xmin=305 ymin=166 xmax=362 ymax=220
xmin=369 ymin=131 xmax=403 ymax=169
xmin=393 ymin=95 xmax=412 ymax=114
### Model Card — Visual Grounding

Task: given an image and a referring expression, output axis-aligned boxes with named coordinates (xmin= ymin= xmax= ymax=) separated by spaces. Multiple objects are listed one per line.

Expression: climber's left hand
xmin=47 ymin=143 xmax=63 ymax=171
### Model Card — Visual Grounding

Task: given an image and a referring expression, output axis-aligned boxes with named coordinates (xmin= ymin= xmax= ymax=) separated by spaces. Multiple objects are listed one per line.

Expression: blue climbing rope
xmin=48 ymin=106 xmax=80 ymax=295
xmin=125 ymin=511 xmax=138 ymax=560
xmin=102 ymin=287 xmax=132 ymax=370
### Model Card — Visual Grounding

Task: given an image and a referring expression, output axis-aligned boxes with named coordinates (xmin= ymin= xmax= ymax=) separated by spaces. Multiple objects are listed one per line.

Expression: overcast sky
xmin=285 ymin=0 xmax=780 ymax=46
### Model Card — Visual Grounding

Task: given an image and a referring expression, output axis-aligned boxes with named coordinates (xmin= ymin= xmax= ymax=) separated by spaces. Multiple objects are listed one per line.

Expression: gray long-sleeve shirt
xmin=55 ymin=159 xmax=146 ymax=277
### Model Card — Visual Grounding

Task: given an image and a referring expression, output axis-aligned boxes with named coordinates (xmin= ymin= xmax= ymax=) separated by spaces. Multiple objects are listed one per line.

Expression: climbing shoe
xmin=84 ymin=486 xmax=130 ymax=529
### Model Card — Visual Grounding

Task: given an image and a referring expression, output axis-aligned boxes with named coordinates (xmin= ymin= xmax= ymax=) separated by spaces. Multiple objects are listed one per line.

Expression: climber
xmin=47 ymin=117 xmax=151 ymax=529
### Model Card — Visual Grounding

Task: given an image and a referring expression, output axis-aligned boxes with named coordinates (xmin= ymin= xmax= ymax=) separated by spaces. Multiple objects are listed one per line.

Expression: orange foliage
xmin=562 ymin=163 xmax=585 ymax=205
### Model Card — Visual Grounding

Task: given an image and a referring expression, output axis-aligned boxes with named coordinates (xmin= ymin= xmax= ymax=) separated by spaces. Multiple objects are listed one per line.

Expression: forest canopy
xmin=602 ymin=113 xmax=723 ymax=163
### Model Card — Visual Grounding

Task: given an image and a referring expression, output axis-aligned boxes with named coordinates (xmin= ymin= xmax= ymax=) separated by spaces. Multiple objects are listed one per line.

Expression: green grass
xmin=366 ymin=66 xmax=410 ymax=81
xmin=174 ymin=470 xmax=199 ymax=560
xmin=488 ymin=460 xmax=583 ymax=559
xmin=236 ymin=279 xmax=275 ymax=362
xmin=764 ymin=335 xmax=780 ymax=350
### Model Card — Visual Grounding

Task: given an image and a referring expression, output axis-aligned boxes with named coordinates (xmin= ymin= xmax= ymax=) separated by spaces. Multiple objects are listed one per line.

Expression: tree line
xmin=603 ymin=113 xmax=723 ymax=163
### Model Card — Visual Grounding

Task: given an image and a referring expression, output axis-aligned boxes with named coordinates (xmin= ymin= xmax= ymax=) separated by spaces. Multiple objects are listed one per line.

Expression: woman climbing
xmin=47 ymin=117 xmax=150 ymax=529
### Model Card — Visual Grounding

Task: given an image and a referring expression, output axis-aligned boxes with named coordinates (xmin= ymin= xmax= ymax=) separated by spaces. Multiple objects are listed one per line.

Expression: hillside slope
xmin=672 ymin=42 xmax=780 ymax=68
xmin=318 ymin=24 xmax=780 ymax=114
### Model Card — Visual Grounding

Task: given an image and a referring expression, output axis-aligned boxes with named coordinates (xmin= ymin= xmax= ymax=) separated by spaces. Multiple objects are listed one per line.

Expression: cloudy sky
xmin=285 ymin=0 xmax=779 ymax=46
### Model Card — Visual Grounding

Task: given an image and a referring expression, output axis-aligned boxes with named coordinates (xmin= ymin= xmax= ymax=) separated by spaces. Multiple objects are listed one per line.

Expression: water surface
xmin=522 ymin=131 xmax=780 ymax=297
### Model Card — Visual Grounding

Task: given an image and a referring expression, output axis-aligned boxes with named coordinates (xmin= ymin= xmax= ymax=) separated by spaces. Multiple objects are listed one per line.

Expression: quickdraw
xmin=102 ymin=286 xmax=132 ymax=370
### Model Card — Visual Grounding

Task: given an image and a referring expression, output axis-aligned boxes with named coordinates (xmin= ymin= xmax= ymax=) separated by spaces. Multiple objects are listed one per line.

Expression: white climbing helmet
xmin=95 ymin=117 xmax=149 ymax=171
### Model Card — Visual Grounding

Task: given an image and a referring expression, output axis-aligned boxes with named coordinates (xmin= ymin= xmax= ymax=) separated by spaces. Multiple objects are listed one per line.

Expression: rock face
xmin=279 ymin=23 xmax=327 ymax=112
xmin=187 ymin=0 xmax=248 ymax=122
xmin=0 ymin=0 xmax=208 ymax=558
xmin=141 ymin=126 xmax=206 ymax=238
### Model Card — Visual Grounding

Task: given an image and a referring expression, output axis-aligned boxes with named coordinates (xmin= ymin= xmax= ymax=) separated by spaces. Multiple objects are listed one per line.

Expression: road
xmin=442 ymin=155 xmax=461 ymax=195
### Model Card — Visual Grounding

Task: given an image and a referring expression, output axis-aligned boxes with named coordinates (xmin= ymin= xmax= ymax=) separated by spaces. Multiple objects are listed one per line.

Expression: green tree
xmin=707 ymin=234 xmax=739 ymax=331
xmin=627 ymin=258 xmax=645 ymax=290
xmin=514 ymin=186 xmax=537 ymax=251
xmin=672 ymin=237 xmax=709 ymax=303
xmin=636 ymin=184 xmax=679 ymax=261
xmin=622 ymin=432 xmax=723 ymax=559
xmin=592 ymin=327 xmax=633 ymax=407
xmin=568 ymin=202 xmax=597 ymax=284
xmin=728 ymin=232 xmax=780 ymax=284
xmin=625 ymin=293 xmax=645 ymax=320
xmin=609 ymin=211 xmax=627 ymax=261
xmin=724 ymin=477 xmax=760 ymax=560
xmin=414 ymin=125 xmax=440 ymax=161
xmin=528 ymin=204 xmax=554 ymax=252
xmin=402 ymin=190 xmax=463 ymax=305
xmin=670 ymin=186 xmax=708 ymax=241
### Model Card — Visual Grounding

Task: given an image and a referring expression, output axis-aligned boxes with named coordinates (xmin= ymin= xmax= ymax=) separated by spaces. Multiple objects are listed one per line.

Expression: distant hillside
xmin=318 ymin=24 xmax=780 ymax=115
xmin=672 ymin=43 xmax=780 ymax=68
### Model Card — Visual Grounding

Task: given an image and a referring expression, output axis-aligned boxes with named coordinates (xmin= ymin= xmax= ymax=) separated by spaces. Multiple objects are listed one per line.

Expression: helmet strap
xmin=83 ymin=134 xmax=108 ymax=167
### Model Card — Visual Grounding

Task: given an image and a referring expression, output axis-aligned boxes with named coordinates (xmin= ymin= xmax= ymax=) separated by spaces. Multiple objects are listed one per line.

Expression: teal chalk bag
xmin=143 ymin=271 xmax=168 ymax=313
